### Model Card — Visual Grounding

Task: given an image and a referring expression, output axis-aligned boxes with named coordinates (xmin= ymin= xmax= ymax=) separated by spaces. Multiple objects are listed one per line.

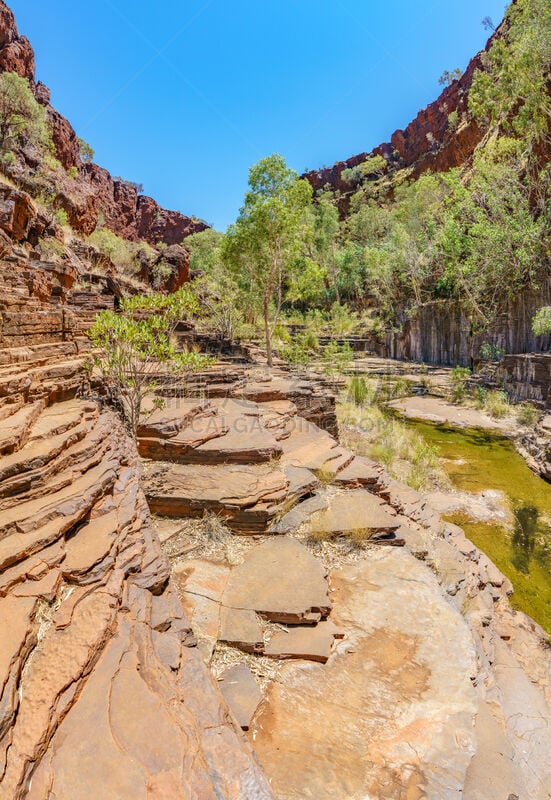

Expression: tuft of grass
xmin=338 ymin=398 xmax=445 ymax=491
xmin=348 ymin=375 xmax=370 ymax=406
xmin=515 ymin=402 xmax=539 ymax=427
xmin=484 ymin=390 xmax=509 ymax=419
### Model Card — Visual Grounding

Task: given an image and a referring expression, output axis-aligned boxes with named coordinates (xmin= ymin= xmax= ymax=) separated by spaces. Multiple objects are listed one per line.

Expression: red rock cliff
xmin=0 ymin=1 xmax=208 ymax=247
xmin=303 ymin=25 xmax=504 ymax=200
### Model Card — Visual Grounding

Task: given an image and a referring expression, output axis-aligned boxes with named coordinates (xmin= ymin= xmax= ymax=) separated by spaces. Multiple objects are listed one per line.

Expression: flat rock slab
xmin=146 ymin=462 xmax=317 ymax=534
xmin=388 ymin=395 xmax=514 ymax=433
xmin=265 ymin=620 xmax=343 ymax=663
xmin=308 ymin=488 xmax=400 ymax=538
xmin=137 ymin=397 xmax=212 ymax=438
xmin=251 ymin=549 xmax=478 ymax=800
xmin=223 ymin=538 xmax=331 ymax=624
xmin=219 ymin=607 xmax=264 ymax=653
xmin=139 ymin=398 xmax=284 ymax=465
xmin=145 ymin=463 xmax=288 ymax=534
xmin=279 ymin=418 xmax=344 ymax=471
xmin=271 ymin=493 xmax=328 ymax=535
xmin=219 ymin=663 xmax=263 ymax=731
xmin=333 ymin=455 xmax=382 ymax=488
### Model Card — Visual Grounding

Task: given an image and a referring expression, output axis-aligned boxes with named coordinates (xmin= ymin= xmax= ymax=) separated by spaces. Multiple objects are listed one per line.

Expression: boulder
xmin=0 ymin=184 xmax=35 ymax=241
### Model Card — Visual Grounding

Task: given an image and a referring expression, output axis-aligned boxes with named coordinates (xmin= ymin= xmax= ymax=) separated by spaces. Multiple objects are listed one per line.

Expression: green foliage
xmin=470 ymin=0 xmax=551 ymax=142
xmin=150 ymin=259 xmax=172 ymax=289
xmin=479 ymin=342 xmax=505 ymax=362
xmin=348 ymin=375 xmax=370 ymax=406
xmin=222 ymin=154 xmax=313 ymax=366
xmin=78 ymin=137 xmax=95 ymax=164
xmin=322 ymin=340 xmax=354 ymax=377
xmin=450 ymin=366 xmax=471 ymax=403
xmin=532 ymin=307 xmax=551 ymax=336
xmin=88 ymin=228 xmax=145 ymax=274
xmin=439 ymin=68 xmax=462 ymax=86
xmin=88 ymin=288 xmax=210 ymax=434
xmin=447 ymin=110 xmax=459 ymax=131
xmin=67 ymin=165 xmax=79 ymax=180
xmin=0 ymin=72 xmax=53 ymax=159
xmin=328 ymin=302 xmax=358 ymax=335
xmin=54 ymin=208 xmax=68 ymax=227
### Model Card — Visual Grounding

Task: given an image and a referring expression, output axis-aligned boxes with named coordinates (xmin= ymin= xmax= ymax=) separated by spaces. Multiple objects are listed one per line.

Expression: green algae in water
xmin=405 ymin=419 xmax=551 ymax=634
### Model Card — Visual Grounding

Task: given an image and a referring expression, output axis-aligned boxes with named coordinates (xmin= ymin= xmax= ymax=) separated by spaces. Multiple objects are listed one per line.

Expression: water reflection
xmin=511 ymin=504 xmax=538 ymax=574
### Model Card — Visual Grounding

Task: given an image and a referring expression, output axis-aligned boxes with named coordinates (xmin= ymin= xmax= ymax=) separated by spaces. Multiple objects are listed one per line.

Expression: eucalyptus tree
xmin=222 ymin=154 xmax=313 ymax=366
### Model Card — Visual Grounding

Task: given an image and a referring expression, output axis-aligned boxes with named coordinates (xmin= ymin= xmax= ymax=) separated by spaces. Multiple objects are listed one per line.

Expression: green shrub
xmin=473 ymin=385 xmax=487 ymax=409
xmin=0 ymin=72 xmax=53 ymax=157
xmin=532 ymin=307 xmax=551 ymax=337
xmin=322 ymin=340 xmax=354 ymax=377
xmin=78 ymin=137 xmax=95 ymax=164
xmin=450 ymin=366 xmax=471 ymax=403
xmin=479 ymin=342 xmax=505 ymax=362
xmin=55 ymin=208 xmax=68 ymax=227
xmin=67 ymin=166 xmax=79 ymax=180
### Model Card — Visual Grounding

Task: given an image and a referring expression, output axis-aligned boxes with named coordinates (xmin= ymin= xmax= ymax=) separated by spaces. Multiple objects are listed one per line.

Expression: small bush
xmin=450 ymin=366 xmax=471 ymax=403
xmin=55 ymin=208 xmax=68 ymax=227
xmin=348 ymin=375 xmax=369 ymax=406
xmin=515 ymin=403 xmax=539 ymax=426
xmin=78 ymin=137 xmax=94 ymax=164
xmin=473 ymin=385 xmax=487 ymax=408
xmin=484 ymin=390 xmax=509 ymax=418
xmin=322 ymin=340 xmax=354 ymax=377
xmin=67 ymin=166 xmax=79 ymax=180
xmin=532 ymin=307 xmax=551 ymax=337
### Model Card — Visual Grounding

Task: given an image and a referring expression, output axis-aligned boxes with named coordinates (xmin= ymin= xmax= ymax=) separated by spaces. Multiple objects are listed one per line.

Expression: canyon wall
xmin=303 ymin=25 xmax=497 ymax=202
xmin=0 ymin=1 xmax=208 ymax=247
xmin=385 ymin=277 xmax=551 ymax=368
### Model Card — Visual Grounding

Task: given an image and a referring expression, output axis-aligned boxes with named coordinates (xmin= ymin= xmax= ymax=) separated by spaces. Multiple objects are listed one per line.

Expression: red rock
xmin=219 ymin=664 xmax=262 ymax=730
xmin=222 ymin=538 xmax=331 ymax=624
xmin=264 ymin=620 xmax=343 ymax=664
xmin=0 ymin=183 xmax=36 ymax=242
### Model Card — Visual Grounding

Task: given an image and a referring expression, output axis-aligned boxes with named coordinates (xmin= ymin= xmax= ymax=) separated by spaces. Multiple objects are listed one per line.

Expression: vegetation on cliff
xmin=187 ymin=0 xmax=550 ymax=362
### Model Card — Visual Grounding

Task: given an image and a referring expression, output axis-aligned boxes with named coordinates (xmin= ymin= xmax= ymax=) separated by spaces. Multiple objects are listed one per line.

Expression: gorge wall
xmin=0 ymin=1 xmax=208 ymax=246
xmin=302 ymin=22 xmax=497 ymax=204
xmin=385 ymin=277 xmax=551 ymax=368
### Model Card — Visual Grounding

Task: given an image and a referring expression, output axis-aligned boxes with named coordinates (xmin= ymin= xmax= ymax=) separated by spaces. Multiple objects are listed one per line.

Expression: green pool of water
xmin=405 ymin=419 xmax=551 ymax=633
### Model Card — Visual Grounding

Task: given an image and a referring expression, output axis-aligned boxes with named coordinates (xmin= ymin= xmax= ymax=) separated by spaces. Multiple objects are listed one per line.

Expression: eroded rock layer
xmin=0 ymin=235 xmax=273 ymax=799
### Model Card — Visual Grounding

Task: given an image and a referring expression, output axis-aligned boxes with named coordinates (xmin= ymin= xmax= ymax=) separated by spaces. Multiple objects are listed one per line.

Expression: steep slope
xmin=0 ymin=0 xmax=207 ymax=246
xmin=303 ymin=22 xmax=502 ymax=205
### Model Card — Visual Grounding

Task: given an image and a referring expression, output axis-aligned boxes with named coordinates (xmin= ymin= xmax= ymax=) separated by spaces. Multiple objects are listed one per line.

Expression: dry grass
xmin=338 ymin=398 xmax=447 ymax=492
xmin=210 ymin=642 xmax=282 ymax=691
xmin=159 ymin=513 xmax=254 ymax=567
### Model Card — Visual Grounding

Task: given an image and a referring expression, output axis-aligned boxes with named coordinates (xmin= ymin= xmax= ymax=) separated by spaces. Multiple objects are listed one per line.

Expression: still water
xmin=406 ymin=420 xmax=551 ymax=633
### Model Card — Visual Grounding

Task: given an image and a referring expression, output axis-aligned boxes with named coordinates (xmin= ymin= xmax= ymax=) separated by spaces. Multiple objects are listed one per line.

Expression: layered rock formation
xmin=0 ymin=188 xmax=273 ymax=800
xmin=0 ymin=0 xmax=208 ymax=247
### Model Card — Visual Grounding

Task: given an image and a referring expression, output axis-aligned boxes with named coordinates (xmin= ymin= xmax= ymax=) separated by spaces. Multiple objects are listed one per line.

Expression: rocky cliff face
xmin=303 ymin=26 xmax=498 ymax=202
xmin=0 ymin=1 xmax=208 ymax=248
xmin=384 ymin=278 xmax=551 ymax=369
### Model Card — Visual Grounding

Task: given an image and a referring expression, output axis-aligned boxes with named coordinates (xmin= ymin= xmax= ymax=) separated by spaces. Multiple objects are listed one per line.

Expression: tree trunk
xmin=264 ymin=295 xmax=273 ymax=367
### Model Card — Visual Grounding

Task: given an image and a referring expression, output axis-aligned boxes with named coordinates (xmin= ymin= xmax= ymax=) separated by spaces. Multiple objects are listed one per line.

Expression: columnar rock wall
xmin=384 ymin=277 xmax=551 ymax=367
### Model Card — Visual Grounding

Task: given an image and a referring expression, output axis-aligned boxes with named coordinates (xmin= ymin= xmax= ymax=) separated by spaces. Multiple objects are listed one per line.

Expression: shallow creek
xmin=405 ymin=419 xmax=551 ymax=633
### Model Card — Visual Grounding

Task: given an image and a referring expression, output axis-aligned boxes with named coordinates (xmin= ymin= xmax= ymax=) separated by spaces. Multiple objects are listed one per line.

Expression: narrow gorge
xmin=0 ymin=1 xmax=550 ymax=799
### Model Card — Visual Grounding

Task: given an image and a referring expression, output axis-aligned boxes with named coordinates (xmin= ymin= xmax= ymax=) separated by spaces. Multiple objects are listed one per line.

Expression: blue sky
xmin=11 ymin=0 xmax=508 ymax=230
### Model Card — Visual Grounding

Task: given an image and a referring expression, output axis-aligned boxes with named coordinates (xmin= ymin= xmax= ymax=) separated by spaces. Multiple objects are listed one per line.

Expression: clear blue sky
xmin=10 ymin=0 xmax=508 ymax=230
